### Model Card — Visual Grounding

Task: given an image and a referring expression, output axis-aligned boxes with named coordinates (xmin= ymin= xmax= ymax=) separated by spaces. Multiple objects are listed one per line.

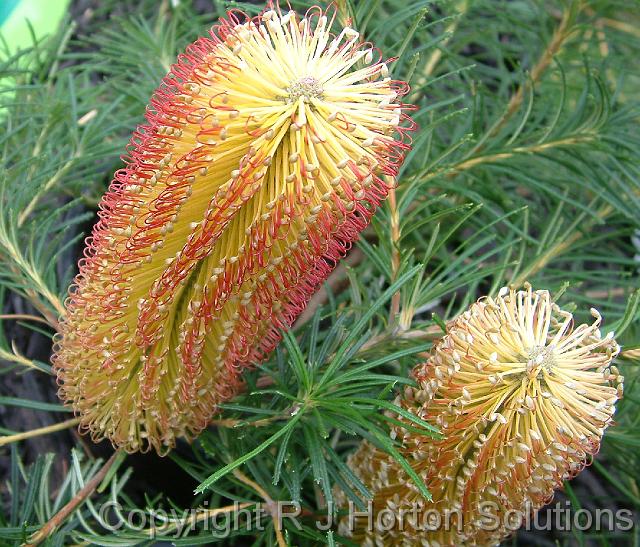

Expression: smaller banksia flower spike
xmin=338 ymin=285 xmax=623 ymax=546
xmin=52 ymin=3 xmax=415 ymax=454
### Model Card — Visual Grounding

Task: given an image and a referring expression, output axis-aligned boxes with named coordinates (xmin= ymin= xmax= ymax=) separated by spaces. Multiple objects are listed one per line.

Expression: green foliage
xmin=1 ymin=0 xmax=639 ymax=545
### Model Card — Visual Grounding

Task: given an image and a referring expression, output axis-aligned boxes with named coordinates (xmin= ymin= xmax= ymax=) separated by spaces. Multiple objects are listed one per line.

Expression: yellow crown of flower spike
xmin=53 ymin=3 xmax=415 ymax=454
xmin=338 ymin=285 xmax=623 ymax=545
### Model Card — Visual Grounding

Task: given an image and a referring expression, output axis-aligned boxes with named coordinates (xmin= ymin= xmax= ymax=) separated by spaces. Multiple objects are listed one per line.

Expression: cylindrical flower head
xmin=338 ymin=285 xmax=623 ymax=545
xmin=53 ymin=4 xmax=414 ymax=454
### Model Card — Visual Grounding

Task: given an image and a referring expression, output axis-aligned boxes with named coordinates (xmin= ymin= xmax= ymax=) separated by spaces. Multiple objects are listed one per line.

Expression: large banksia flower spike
xmin=339 ymin=285 xmax=623 ymax=545
xmin=53 ymin=3 xmax=415 ymax=454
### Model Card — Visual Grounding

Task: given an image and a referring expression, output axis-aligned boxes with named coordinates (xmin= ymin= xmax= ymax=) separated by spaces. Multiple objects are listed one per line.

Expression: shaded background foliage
xmin=0 ymin=0 xmax=639 ymax=545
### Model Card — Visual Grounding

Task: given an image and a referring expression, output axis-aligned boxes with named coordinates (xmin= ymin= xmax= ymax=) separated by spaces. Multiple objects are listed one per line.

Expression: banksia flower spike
xmin=53 ymin=3 xmax=414 ymax=454
xmin=339 ymin=285 xmax=623 ymax=545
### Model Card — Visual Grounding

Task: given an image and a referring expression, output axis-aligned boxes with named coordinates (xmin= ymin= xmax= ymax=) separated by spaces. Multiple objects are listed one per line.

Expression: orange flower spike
xmin=53 ymin=4 xmax=415 ymax=454
xmin=339 ymin=285 xmax=623 ymax=545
